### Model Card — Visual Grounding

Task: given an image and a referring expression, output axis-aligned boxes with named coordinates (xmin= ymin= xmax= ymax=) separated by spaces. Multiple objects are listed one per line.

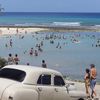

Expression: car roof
xmin=4 ymin=65 xmax=61 ymax=75
xmin=3 ymin=65 xmax=62 ymax=84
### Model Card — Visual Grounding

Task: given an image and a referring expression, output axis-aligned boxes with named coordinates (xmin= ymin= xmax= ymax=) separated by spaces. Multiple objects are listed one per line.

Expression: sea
xmin=0 ymin=12 xmax=100 ymax=26
xmin=0 ymin=12 xmax=100 ymax=82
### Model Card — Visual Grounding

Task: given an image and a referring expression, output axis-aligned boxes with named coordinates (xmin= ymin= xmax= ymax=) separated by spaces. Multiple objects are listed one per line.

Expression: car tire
xmin=78 ymin=98 xmax=84 ymax=100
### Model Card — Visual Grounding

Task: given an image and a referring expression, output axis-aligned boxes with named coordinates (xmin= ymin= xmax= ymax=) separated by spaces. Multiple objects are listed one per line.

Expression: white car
xmin=0 ymin=65 xmax=86 ymax=100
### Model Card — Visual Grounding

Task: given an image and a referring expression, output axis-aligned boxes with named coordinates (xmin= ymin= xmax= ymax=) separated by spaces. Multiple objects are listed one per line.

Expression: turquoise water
xmin=1 ymin=12 xmax=100 ymax=26
xmin=0 ymin=12 xmax=100 ymax=82
xmin=0 ymin=32 xmax=100 ymax=82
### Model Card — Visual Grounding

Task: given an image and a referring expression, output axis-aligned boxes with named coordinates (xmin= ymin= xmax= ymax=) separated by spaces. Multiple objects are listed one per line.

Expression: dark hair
xmin=27 ymin=63 xmax=30 ymax=65
xmin=9 ymin=53 xmax=12 ymax=57
xmin=90 ymin=64 xmax=95 ymax=68
xmin=15 ymin=54 xmax=18 ymax=57
xmin=86 ymin=68 xmax=90 ymax=73
xmin=42 ymin=60 xmax=45 ymax=63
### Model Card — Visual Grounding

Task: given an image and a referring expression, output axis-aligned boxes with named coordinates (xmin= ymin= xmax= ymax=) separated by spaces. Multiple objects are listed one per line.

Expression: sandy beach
xmin=0 ymin=26 xmax=100 ymax=99
xmin=0 ymin=25 xmax=100 ymax=35
xmin=66 ymin=80 xmax=100 ymax=99
xmin=0 ymin=27 xmax=48 ymax=35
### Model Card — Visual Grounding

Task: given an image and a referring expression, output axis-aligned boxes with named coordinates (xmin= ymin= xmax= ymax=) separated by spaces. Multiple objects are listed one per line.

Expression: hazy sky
xmin=0 ymin=0 xmax=100 ymax=12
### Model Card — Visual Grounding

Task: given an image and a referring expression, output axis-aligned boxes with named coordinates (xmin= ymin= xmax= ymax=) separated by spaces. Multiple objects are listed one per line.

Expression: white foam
xmin=53 ymin=22 xmax=81 ymax=26
xmin=95 ymin=25 xmax=100 ymax=27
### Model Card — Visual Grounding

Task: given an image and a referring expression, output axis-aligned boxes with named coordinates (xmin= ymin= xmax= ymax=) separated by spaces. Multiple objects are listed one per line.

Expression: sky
xmin=0 ymin=0 xmax=100 ymax=12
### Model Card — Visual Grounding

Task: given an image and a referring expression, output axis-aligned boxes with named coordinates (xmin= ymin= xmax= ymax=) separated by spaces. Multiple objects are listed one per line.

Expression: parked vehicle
xmin=0 ymin=65 xmax=86 ymax=100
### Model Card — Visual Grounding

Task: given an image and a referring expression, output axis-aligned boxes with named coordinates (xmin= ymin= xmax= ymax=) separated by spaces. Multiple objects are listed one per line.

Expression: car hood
xmin=0 ymin=78 xmax=18 ymax=99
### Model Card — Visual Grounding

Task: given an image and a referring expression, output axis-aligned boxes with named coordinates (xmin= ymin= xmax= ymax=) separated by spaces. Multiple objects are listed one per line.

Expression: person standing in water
xmin=8 ymin=53 xmax=14 ymax=65
xmin=41 ymin=60 xmax=47 ymax=68
xmin=10 ymin=39 xmax=13 ymax=47
xmin=14 ymin=54 xmax=20 ymax=65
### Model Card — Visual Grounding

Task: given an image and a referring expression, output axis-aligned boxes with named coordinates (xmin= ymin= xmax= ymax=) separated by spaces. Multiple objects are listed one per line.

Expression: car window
xmin=0 ymin=68 xmax=26 ymax=82
xmin=37 ymin=74 xmax=51 ymax=85
xmin=54 ymin=75 xmax=65 ymax=86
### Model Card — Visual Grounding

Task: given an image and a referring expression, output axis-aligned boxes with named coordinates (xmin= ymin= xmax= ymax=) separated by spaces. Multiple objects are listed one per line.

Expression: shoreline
xmin=0 ymin=25 xmax=100 ymax=35
xmin=65 ymin=78 xmax=100 ymax=85
xmin=0 ymin=27 xmax=48 ymax=35
xmin=65 ymin=79 xmax=100 ymax=99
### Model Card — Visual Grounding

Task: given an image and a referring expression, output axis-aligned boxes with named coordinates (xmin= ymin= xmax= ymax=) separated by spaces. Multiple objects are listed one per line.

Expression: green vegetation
xmin=0 ymin=57 xmax=7 ymax=68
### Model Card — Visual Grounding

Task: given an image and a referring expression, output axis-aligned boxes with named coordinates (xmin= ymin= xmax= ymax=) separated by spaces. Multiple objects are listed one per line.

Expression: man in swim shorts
xmin=90 ymin=64 xmax=97 ymax=98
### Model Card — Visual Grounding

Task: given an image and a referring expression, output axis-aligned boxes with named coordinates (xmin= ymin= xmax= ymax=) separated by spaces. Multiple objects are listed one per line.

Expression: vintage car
xmin=0 ymin=65 xmax=86 ymax=100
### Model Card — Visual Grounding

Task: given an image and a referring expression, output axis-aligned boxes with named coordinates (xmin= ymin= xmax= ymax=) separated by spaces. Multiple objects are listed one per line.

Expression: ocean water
xmin=0 ymin=12 xmax=100 ymax=82
xmin=0 ymin=31 xmax=100 ymax=82
xmin=0 ymin=12 xmax=100 ymax=26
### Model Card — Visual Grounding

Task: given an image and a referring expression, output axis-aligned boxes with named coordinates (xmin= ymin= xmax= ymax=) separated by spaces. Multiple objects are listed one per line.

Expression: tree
xmin=0 ymin=57 xmax=7 ymax=68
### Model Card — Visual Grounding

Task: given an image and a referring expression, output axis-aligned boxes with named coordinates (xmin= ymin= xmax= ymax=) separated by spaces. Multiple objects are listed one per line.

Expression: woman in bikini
xmin=84 ymin=68 xmax=90 ymax=98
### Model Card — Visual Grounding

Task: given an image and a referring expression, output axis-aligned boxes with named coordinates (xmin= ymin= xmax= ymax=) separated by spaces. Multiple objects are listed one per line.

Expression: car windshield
xmin=0 ymin=68 xmax=26 ymax=82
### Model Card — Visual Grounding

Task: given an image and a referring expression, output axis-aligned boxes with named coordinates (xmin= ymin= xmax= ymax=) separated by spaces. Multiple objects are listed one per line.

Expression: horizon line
xmin=1 ymin=11 xmax=100 ymax=13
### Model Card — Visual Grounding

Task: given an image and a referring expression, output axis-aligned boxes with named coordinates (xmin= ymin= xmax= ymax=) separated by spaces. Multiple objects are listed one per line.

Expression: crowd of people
xmin=2 ymin=30 xmax=99 ymax=99
xmin=7 ymin=53 xmax=47 ymax=68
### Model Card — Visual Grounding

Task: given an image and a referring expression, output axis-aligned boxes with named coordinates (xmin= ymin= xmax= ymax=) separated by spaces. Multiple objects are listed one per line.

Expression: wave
xmin=94 ymin=25 xmax=100 ymax=27
xmin=15 ymin=22 xmax=81 ymax=27
xmin=15 ymin=23 xmax=36 ymax=26
xmin=52 ymin=22 xmax=81 ymax=26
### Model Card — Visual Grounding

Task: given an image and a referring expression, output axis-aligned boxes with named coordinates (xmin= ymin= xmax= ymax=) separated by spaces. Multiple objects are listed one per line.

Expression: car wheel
xmin=78 ymin=98 xmax=84 ymax=100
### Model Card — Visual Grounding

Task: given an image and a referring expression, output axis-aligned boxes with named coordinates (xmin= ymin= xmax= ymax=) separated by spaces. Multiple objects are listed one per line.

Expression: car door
xmin=36 ymin=74 xmax=54 ymax=100
xmin=53 ymin=75 xmax=71 ymax=100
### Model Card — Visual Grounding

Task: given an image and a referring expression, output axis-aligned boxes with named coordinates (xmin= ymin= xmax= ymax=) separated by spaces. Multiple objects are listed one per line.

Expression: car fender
xmin=2 ymin=88 xmax=39 ymax=100
xmin=69 ymin=90 xmax=86 ymax=99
